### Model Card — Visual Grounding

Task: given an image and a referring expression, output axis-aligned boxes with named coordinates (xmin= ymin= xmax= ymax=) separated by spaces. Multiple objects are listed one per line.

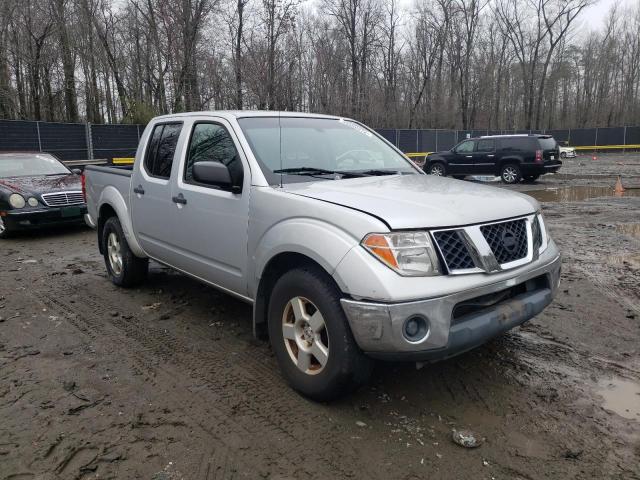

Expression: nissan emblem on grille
xmin=481 ymin=219 xmax=528 ymax=264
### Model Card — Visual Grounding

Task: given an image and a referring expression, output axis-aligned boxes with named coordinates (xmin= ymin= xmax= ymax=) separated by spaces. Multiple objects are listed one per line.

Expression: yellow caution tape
xmin=112 ymin=157 xmax=135 ymax=164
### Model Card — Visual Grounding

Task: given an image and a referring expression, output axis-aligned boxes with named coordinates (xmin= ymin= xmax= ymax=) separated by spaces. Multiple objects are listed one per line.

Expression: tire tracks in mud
xmin=36 ymin=275 xmax=379 ymax=480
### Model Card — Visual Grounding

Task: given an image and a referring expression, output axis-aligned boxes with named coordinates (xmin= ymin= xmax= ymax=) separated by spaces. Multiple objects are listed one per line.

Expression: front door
xmin=448 ymin=139 xmax=475 ymax=174
xmin=130 ymin=122 xmax=185 ymax=260
xmin=168 ymin=117 xmax=250 ymax=296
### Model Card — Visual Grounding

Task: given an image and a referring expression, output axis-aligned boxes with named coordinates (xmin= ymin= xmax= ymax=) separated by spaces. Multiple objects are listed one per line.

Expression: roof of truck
xmin=153 ymin=110 xmax=344 ymax=121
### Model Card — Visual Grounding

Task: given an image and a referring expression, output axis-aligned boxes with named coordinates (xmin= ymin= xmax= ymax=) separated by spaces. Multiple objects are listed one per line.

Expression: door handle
xmin=172 ymin=193 xmax=187 ymax=205
xmin=487 ymin=154 xmax=495 ymax=157
xmin=465 ymin=155 xmax=473 ymax=158
xmin=133 ymin=185 xmax=145 ymax=195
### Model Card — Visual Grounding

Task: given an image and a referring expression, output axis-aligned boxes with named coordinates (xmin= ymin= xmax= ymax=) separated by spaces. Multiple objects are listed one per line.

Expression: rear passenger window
xmin=143 ymin=123 xmax=183 ymax=179
xmin=498 ymin=138 xmax=529 ymax=151
xmin=476 ymin=139 xmax=494 ymax=152
xmin=184 ymin=123 xmax=243 ymax=189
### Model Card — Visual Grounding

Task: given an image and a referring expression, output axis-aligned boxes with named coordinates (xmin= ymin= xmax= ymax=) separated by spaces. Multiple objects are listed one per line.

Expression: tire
xmin=427 ymin=162 xmax=446 ymax=176
xmin=560 ymin=152 xmax=567 ymax=159
xmin=268 ymin=266 xmax=373 ymax=401
xmin=102 ymin=216 xmax=148 ymax=287
xmin=500 ymin=163 xmax=521 ymax=184
xmin=0 ymin=216 xmax=12 ymax=239
xmin=522 ymin=174 xmax=540 ymax=183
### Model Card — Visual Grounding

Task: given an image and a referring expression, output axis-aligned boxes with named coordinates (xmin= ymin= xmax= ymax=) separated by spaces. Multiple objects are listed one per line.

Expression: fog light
xmin=403 ymin=315 xmax=429 ymax=342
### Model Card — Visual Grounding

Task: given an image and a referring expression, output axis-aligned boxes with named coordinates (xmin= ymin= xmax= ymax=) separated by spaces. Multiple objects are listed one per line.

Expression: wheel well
xmin=97 ymin=204 xmax=117 ymax=254
xmin=253 ymin=252 xmax=336 ymax=339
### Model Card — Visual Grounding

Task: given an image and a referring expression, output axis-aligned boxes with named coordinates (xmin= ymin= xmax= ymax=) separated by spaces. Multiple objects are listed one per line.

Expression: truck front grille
xmin=432 ymin=230 xmax=475 ymax=270
xmin=480 ymin=219 xmax=528 ymax=264
xmin=41 ymin=191 xmax=85 ymax=207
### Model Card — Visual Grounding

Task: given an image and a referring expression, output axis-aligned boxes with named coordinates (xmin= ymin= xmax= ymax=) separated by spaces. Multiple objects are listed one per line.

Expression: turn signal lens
xmin=362 ymin=232 xmax=441 ymax=277
xmin=9 ymin=193 xmax=26 ymax=209
xmin=27 ymin=197 xmax=39 ymax=207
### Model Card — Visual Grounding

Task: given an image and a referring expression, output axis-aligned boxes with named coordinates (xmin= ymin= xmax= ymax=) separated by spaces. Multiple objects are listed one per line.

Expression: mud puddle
xmin=525 ymin=185 xmax=640 ymax=202
xmin=597 ymin=377 xmax=640 ymax=421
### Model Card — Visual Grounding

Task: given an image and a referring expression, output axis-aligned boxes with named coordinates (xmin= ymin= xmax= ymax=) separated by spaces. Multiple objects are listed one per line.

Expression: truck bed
xmin=84 ymin=165 xmax=133 ymax=226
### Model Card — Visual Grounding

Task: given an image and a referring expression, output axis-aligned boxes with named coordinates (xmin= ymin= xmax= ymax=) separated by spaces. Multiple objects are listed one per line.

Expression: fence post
xmin=86 ymin=122 xmax=94 ymax=160
xmin=137 ymin=124 xmax=141 ymax=141
xmin=435 ymin=130 xmax=438 ymax=152
xmin=36 ymin=121 xmax=42 ymax=152
xmin=623 ymin=126 xmax=627 ymax=154
xmin=395 ymin=129 xmax=399 ymax=148
xmin=416 ymin=130 xmax=419 ymax=152
xmin=594 ymin=127 xmax=598 ymax=150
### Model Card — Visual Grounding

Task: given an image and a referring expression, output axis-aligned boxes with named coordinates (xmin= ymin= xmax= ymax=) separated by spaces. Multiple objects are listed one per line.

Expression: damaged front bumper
xmin=341 ymin=252 xmax=561 ymax=362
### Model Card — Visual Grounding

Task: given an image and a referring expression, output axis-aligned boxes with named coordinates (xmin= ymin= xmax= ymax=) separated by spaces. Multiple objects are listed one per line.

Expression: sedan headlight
xmin=9 ymin=193 xmax=26 ymax=209
xmin=362 ymin=231 xmax=442 ymax=276
xmin=27 ymin=197 xmax=39 ymax=207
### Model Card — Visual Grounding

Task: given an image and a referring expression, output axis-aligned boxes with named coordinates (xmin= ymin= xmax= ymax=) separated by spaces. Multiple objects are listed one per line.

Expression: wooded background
xmin=0 ymin=0 xmax=638 ymax=131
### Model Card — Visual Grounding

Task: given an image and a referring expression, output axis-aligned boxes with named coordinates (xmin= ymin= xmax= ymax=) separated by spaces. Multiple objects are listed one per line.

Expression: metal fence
xmin=1 ymin=120 xmax=639 ymax=163
xmin=0 ymin=119 xmax=143 ymax=162
xmin=375 ymin=126 xmax=640 ymax=153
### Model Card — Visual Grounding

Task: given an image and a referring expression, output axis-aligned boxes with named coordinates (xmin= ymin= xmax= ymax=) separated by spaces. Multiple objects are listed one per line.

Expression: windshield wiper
xmin=273 ymin=167 xmax=364 ymax=178
xmin=345 ymin=169 xmax=402 ymax=176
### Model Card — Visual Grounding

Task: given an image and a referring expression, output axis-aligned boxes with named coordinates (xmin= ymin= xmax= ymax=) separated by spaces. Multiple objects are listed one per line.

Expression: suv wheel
xmin=501 ymin=164 xmax=521 ymax=184
xmin=102 ymin=216 xmax=149 ymax=287
xmin=268 ymin=266 xmax=373 ymax=401
xmin=428 ymin=162 xmax=446 ymax=176
xmin=560 ymin=151 xmax=567 ymax=159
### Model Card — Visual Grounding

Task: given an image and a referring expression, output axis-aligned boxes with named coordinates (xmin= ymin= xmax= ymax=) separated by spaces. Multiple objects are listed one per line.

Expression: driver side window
xmin=456 ymin=140 xmax=475 ymax=153
xmin=184 ymin=122 xmax=243 ymax=189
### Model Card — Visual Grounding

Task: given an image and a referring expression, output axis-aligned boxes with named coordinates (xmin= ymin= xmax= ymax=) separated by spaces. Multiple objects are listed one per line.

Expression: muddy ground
xmin=1 ymin=153 xmax=639 ymax=480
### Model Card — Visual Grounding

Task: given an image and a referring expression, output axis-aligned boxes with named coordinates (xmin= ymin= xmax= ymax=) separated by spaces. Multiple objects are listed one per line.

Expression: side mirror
xmin=193 ymin=161 xmax=233 ymax=189
xmin=72 ymin=168 xmax=82 ymax=175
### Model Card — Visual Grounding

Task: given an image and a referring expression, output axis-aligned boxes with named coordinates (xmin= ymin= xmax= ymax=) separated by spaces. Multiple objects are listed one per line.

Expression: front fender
xmin=250 ymin=217 xmax=360 ymax=297
xmin=98 ymin=186 xmax=146 ymax=258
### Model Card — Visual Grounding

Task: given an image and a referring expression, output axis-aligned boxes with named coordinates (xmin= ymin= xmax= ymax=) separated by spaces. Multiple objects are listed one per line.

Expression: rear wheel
xmin=500 ymin=164 xmax=521 ymax=184
xmin=268 ymin=266 xmax=373 ymax=401
xmin=102 ymin=216 xmax=148 ymax=287
xmin=560 ymin=151 xmax=567 ymax=159
xmin=427 ymin=162 xmax=446 ymax=176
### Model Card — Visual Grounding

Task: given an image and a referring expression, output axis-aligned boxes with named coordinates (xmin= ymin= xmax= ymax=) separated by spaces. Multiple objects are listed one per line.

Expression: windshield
xmin=237 ymin=117 xmax=417 ymax=184
xmin=0 ymin=153 xmax=70 ymax=177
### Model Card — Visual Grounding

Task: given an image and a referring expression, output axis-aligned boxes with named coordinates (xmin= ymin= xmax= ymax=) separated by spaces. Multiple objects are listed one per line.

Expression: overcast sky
xmin=580 ymin=0 xmax=632 ymax=29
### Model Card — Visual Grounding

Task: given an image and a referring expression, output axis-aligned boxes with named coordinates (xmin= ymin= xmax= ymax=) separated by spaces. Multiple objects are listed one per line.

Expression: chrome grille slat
xmin=41 ymin=191 xmax=84 ymax=207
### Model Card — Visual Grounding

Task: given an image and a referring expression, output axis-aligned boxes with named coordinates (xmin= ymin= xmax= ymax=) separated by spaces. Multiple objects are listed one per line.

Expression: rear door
xmin=167 ymin=117 xmax=251 ymax=296
xmin=473 ymin=138 xmax=496 ymax=173
xmin=537 ymin=136 xmax=560 ymax=163
xmin=448 ymin=139 xmax=475 ymax=174
xmin=130 ymin=122 xmax=185 ymax=260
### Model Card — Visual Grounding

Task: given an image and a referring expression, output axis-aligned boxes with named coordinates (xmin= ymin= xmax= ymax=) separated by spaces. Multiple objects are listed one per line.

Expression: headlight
xmin=27 ymin=197 xmax=39 ymax=207
xmin=362 ymin=231 xmax=442 ymax=276
xmin=536 ymin=213 xmax=549 ymax=252
xmin=9 ymin=193 xmax=26 ymax=209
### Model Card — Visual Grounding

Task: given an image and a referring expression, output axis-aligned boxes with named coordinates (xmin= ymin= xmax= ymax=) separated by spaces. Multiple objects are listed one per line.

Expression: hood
xmin=0 ymin=174 xmax=81 ymax=196
xmin=282 ymin=174 xmax=538 ymax=229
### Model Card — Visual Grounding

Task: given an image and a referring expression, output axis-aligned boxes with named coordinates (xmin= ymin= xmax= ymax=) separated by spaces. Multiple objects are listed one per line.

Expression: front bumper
xmin=2 ymin=205 xmax=87 ymax=230
xmin=341 ymin=252 xmax=561 ymax=361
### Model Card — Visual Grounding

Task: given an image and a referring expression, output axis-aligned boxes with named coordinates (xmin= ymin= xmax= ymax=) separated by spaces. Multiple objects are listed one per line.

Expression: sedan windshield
xmin=0 ymin=153 xmax=70 ymax=177
xmin=238 ymin=117 xmax=417 ymax=184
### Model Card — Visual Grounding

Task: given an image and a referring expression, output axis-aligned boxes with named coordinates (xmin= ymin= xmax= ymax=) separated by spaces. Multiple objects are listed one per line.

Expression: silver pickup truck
xmin=85 ymin=111 xmax=561 ymax=400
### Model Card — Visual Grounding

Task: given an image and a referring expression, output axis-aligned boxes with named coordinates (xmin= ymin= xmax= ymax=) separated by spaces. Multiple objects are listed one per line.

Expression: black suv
xmin=423 ymin=134 xmax=562 ymax=183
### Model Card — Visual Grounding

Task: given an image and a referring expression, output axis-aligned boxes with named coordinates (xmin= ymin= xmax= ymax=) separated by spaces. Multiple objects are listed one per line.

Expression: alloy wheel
xmin=107 ymin=232 xmax=123 ymax=276
xmin=282 ymin=296 xmax=329 ymax=375
xmin=0 ymin=216 xmax=5 ymax=235
xmin=430 ymin=164 xmax=444 ymax=176
xmin=502 ymin=166 xmax=518 ymax=183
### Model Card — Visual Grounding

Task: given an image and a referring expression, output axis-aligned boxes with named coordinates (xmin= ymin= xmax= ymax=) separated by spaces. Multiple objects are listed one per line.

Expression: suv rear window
xmin=538 ymin=137 xmax=557 ymax=150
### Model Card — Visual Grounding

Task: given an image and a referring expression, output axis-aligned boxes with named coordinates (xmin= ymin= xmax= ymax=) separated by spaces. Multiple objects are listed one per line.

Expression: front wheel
xmin=268 ymin=267 xmax=373 ymax=401
xmin=102 ymin=216 xmax=148 ymax=287
xmin=560 ymin=152 xmax=567 ymax=159
xmin=427 ymin=162 xmax=446 ymax=176
xmin=500 ymin=164 xmax=521 ymax=184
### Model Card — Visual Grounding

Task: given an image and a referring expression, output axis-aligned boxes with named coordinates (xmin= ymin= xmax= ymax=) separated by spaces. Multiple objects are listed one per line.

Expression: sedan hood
xmin=0 ymin=174 xmax=81 ymax=196
xmin=282 ymin=174 xmax=538 ymax=229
